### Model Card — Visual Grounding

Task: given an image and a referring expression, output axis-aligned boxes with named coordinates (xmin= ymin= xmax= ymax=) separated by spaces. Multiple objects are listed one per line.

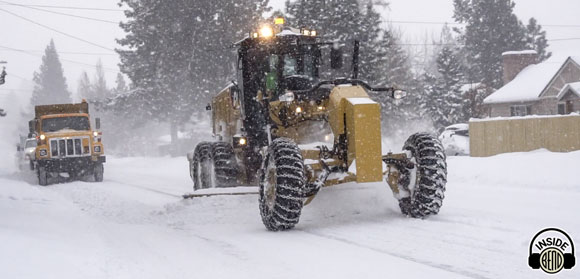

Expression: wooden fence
xmin=469 ymin=114 xmax=580 ymax=157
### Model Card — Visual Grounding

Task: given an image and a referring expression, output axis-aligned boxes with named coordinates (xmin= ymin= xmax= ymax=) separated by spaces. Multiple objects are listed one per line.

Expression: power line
xmin=0 ymin=48 xmax=117 ymax=56
xmin=386 ymin=20 xmax=580 ymax=28
xmin=0 ymin=2 xmax=122 ymax=12
xmin=550 ymin=37 xmax=580 ymax=42
xmin=0 ymin=1 xmax=119 ymax=24
xmin=0 ymin=45 xmax=119 ymax=72
xmin=0 ymin=7 xmax=116 ymax=52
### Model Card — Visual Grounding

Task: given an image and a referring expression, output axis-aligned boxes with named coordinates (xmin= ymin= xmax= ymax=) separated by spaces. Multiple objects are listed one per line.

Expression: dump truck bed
xmin=35 ymin=102 xmax=89 ymax=119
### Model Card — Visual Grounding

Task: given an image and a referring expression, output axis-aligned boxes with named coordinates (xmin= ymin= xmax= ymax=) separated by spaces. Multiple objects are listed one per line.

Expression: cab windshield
xmin=42 ymin=116 xmax=90 ymax=132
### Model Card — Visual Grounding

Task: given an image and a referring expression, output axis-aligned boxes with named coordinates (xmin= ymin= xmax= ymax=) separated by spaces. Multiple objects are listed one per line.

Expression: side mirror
xmin=206 ymin=103 xmax=212 ymax=111
xmin=95 ymin=118 xmax=101 ymax=130
xmin=231 ymin=86 xmax=241 ymax=109
xmin=17 ymin=145 xmax=22 ymax=152
xmin=330 ymin=47 xmax=343 ymax=69
xmin=28 ymin=120 xmax=37 ymax=134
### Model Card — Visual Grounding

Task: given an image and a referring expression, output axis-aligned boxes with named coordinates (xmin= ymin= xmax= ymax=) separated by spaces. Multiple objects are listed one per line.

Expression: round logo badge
xmin=528 ymin=228 xmax=575 ymax=274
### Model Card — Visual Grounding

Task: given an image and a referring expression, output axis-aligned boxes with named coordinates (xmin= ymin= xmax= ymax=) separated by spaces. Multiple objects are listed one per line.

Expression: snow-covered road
xmin=1 ymin=151 xmax=579 ymax=279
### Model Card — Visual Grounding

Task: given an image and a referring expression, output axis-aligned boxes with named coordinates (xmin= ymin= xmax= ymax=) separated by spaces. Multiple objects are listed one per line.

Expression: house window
xmin=558 ymin=101 xmax=574 ymax=115
xmin=510 ymin=105 xmax=530 ymax=116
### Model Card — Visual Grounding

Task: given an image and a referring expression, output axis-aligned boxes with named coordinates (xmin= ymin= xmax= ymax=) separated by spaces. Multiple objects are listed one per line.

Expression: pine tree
xmin=93 ymin=59 xmax=109 ymax=101
xmin=114 ymin=73 xmax=128 ymax=94
xmin=436 ymin=47 xmax=465 ymax=125
xmin=117 ymin=0 xmax=268 ymax=143
xmin=77 ymin=71 xmax=93 ymax=101
xmin=31 ymin=40 xmax=71 ymax=105
xmin=525 ymin=18 xmax=551 ymax=62
xmin=453 ymin=0 xmax=528 ymax=88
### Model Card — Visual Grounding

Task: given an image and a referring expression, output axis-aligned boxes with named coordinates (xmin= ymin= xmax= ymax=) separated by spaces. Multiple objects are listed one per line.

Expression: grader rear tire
xmin=398 ymin=133 xmax=447 ymax=218
xmin=211 ymin=142 xmax=238 ymax=187
xmin=259 ymin=138 xmax=306 ymax=231
xmin=191 ymin=142 xmax=213 ymax=191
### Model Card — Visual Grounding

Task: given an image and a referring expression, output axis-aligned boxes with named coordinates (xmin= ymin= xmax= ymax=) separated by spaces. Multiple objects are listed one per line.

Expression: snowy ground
xmin=1 ymin=151 xmax=579 ymax=279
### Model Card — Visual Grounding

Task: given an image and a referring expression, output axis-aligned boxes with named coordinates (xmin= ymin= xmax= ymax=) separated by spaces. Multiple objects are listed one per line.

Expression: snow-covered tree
xmin=117 ymin=0 xmax=268 ymax=143
xmin=421 ymin=47 xmax=466 ymax=129
xmin=93 ymin=59 xmax=110 ymax=101
xmin=525 ymin=18 xmax=551 ymax=62
xmin=31 ymin=40 xmax=71 ymax=105
xmin=77 ymin=71 xmax=93 ymax=101
xmin=453 ymin=0 xmax=528 ymax=88
xmin=114 ymin=73 xmax=128 ymax=94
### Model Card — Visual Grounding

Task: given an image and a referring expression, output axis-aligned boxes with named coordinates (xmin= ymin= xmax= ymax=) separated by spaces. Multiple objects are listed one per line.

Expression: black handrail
xmin=293 ymin=78 xmax=397 ymax=97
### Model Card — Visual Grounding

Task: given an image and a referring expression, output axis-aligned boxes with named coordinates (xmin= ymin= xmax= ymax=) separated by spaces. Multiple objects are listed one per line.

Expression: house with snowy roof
xmin=483 ymin=51 xmax=580 ymax=117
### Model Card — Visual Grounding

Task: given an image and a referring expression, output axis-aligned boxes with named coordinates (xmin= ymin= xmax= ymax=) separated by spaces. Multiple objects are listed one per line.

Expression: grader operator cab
xmin=187 ymin=18 xmax=447 ymax=231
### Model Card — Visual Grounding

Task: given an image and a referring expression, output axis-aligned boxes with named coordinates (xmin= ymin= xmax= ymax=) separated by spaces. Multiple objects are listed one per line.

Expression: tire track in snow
xmin=299 ymin=229 xmax=491 ymax=279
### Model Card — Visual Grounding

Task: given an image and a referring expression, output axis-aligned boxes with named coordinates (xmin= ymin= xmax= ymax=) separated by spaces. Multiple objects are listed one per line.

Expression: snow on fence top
xmin=470 ymin=112 xmax=579 ymax=122
xmin=501 ymin=50 xmax=538 ymax=56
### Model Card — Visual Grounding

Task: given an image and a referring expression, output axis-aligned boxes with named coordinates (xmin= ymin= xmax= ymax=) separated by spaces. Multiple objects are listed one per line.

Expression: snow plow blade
xmin=182 ymin=186 xmax=258 ymax=199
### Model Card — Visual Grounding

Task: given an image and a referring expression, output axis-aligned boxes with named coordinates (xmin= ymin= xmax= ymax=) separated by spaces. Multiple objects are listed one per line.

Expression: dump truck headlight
xmin=93 ymin=131 xmax=99 ymax=137
xmin=393 ymin=90 xmax=407 ymax=100
xmin=233 ymin=136 xmax=248 ymax=148
xmin=39 ymin=134 xmax=46 ymax=140
xmin=280 ymin=91 xmax=294 ymax=102
xmin=259 ymin=26 xmax=274 ymax=38
xmin=311 ymin=30 xmax=317 ymax=36
xmin=39 ymin=149 xmax=47 ymax=157
xmin=295 ymin=107 xmax=303 ymax=113
xmin=301 ymin=29 xmax=311 ymax=36
xmin=317 ymin=106 xmax=325 ymax=111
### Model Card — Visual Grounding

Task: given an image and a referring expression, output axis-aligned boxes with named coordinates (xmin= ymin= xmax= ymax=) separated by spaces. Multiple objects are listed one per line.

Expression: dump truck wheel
xmin=259 ymin=138 xmax=306 ymax=231
xmin=94 ymin=163 xmax=104 ymax=182
xmin=398 ymin=133 xmax=447 ymax=218
xmin=211 ymin=142 xmax=238 ymax=187
xmin=38 ymin=166 xmax=48 ymax=186
xmin=192 ymin=142 xmax=213 ymax=191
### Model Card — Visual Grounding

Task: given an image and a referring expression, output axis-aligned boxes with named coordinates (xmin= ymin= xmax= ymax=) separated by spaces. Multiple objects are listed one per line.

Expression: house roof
xmin=483 ymin=56 xmax=580 ymax=104
xmin=556 ymin=81 xmax=580 ymax=100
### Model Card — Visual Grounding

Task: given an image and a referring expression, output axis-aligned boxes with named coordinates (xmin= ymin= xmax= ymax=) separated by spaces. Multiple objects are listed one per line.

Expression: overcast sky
xmin=1 ymin=0 xmax=579 ymax=99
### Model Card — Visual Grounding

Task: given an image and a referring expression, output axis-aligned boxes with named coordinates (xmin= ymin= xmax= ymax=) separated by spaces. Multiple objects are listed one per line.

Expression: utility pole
xmin=0 ymin=61 xmax=7 ymax=117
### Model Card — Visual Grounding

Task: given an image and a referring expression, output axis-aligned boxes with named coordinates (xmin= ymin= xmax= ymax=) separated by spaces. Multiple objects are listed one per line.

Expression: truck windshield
xmin=42 ymin=116 xmax=90 ymax=132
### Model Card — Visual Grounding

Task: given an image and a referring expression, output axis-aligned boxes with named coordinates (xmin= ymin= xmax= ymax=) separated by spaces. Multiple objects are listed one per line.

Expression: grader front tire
xmin=259 ymin=138 xmax=306 ymax=231
xmin=398 ymin=133 xmax=447 ymax=218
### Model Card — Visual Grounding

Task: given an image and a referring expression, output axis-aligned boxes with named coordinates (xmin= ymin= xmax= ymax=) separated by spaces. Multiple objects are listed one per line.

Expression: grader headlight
xmin=295 ymin=107 xmax=303 ymax=114
xmin=259 ymin=26 xmax=274 ymax=38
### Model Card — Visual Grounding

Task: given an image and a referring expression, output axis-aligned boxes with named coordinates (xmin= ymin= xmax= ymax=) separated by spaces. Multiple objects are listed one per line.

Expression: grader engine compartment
xmin=186 ymin=17 xmax=448 ymax=231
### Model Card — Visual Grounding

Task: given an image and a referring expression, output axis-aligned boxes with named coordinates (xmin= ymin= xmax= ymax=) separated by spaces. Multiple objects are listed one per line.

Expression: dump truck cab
xmin=30 ymin=100 xmax=105 ymax=185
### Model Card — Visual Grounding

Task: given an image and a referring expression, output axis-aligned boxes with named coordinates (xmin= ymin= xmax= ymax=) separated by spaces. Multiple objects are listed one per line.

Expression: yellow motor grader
xmin=187 ymin=19 xmax=447 ymax=231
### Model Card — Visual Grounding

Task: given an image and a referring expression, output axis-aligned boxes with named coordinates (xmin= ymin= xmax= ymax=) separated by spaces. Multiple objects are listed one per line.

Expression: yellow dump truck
xmin=29 ymin=100 xmax=105 ymax=185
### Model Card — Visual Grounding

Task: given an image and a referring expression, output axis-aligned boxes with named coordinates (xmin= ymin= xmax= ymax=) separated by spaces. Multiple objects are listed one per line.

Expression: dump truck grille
xmin=50 ymin=137 xmax=89 ymax=158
